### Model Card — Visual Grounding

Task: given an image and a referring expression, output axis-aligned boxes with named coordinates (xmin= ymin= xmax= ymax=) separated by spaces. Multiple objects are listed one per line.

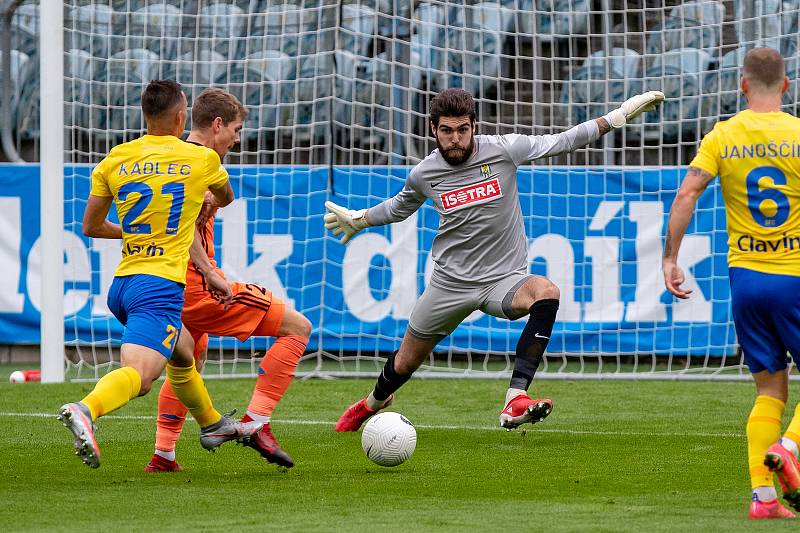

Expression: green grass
xmin=1 ymin=368 xmax=798 ymax=532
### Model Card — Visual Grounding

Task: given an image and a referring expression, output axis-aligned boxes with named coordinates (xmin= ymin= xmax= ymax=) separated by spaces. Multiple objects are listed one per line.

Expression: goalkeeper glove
xmin=324 ymin=201 xmax=369 ymax=244
xmin=603 ymin=90 xmax=665 ymax=129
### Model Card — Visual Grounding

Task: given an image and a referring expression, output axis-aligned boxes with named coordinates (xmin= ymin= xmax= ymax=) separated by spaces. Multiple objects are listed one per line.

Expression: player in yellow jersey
xmin=663 ymin=48 xmax=800 ymax=519
xmin=58 ymin=80 xmax=262 ymax=468
xmin=144 ymin=88 xmax=311 ymax=473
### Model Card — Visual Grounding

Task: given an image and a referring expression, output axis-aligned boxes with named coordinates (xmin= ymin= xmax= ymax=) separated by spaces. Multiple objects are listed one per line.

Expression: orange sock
xmin=155 ymin=379 xmax=189 ymax=453
xmin=247 ymin=335 xmax=306 ymax=418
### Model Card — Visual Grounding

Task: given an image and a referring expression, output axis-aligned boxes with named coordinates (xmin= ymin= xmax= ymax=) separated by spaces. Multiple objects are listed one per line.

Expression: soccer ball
xmin=361 ymin=412 xmax=417 ymax=467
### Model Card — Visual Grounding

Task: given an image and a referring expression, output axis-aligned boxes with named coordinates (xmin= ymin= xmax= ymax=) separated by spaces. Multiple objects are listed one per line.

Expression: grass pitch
xmin=1 ymin=365 xmax=797 ymax=532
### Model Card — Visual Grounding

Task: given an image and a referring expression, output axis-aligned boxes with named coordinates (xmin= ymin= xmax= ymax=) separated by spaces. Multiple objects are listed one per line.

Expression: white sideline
xmin=0 ymin=411 xmax=741 ymax=438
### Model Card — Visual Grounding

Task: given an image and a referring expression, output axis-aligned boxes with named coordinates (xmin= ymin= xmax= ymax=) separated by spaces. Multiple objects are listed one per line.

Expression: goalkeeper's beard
xmin=437 ymin=135 xmax=475 ymax=166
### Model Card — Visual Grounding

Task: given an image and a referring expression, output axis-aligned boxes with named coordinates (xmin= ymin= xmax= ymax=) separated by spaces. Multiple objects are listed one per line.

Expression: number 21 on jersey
xmin=118 ymin=181 xmax=185 ymax=236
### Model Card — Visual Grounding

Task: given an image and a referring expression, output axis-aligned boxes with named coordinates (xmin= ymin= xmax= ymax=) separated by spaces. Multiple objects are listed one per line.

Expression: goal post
xmin=28 ymin=0 xmax=800 ymax=382
xmin=39 ymin=2 xmax=64 ymax=383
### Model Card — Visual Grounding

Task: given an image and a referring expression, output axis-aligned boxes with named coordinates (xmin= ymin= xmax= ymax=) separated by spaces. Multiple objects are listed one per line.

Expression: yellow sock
xmin=81 ymin=367 xmax=142 ymax=420
xmin=783 ymin=403 xmax=800 ymax=444
xmin=747 ymin=395 xmax=785 ymax=489
xmin=166 ymin=361 xmax=221 ymax=428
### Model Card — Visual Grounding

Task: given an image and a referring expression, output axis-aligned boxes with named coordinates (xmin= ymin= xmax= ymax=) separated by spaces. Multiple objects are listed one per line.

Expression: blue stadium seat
xmin=294 ymin=53 xmax=334 ymax=141
xmin=411 ymin=2 xmax=447 ymax=91
xmin=171 ymin=50 xmax=228 ymax=103
xmin=471 ymin=2 xmax=516 ymax=34
xmin=15 ymin=56 xmax=39 ymax=140
xmin=11 ymin=2 xmax=38 ymax=56
xmin=198 ymin=3 xmax=246 ymax=61
xmin=446 ymin=3 xmax=517 ymax=97
xmin=641 ymin=47 xmax=713 ymax=141
xmin=645 ymin=0 xmax=724 ymax=58
xmin=344 ymin=0 xmax=411 ymax=39
xmin=561 ymin=48 xmax=641 ymax=126
xmin=65 ymin=49 xmax=98 ymax=132
xmin=339 ymin=4 xmax=376 ymax=57
xmin=534 ymin=0 xmax=590 ymax=43
xmin=734 ymin=0 xmax=799 ymax=57
xmin=500 ymin=0 xmax=534 ymax=35
xmin=130 ymin=4 xmax=184 ymax=62
xmin=104 ymin=49 xmax=161 ymax=137
xmin=67 ymin=4 xmax=118 ymax=59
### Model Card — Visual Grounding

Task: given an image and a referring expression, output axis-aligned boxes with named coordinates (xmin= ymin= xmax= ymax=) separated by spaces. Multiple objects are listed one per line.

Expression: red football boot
xmin=749 ymin=495 xmax=796 ymax=519
xmin=765 ymin=442 xmax=800 ymax=510
xmin=334 ymin=395 xmax=393 ymax=432
xmin=499 ymin=393 xmax=553 ymax=430
xmin=241 ymin=415 xmax=294 ymax=468
xmin=144 ymin=454 xmax=183 ymax=473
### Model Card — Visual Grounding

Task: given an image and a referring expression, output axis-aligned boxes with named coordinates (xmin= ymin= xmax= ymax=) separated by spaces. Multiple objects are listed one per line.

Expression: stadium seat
xmin=700 ymin=46 xmax=746 ymax=133
xmin=645 ymin=1 xmax=724 ymax=58
xmin=15 ymin=57 xmax=39 ymax=140
xmin=65 ymin=49 xmax=97 ymax=132
xmin=471 ymin=2 xmax=516 ymax=34
xmin=104 ymin=49 xmax=161 ymax=137
xmin=642 ymin=47 xmax=713 ymax=141
xmin=734 ymin=0 xmax=800 ymax=57
xmin=251 ymin=4 xmax=316 ymax=57
xmin=534 ymin=0 xmax=590 ymax=43
xmin=170 ymin=50 xmax=228 ymax=103
xmin=130 ymin=4 xmax=184 ymax=62
xmin=446 ymin=30 xmax=503 ymax=97
xmin=198 ymin=3 xmax=246 ymax=61
xmin=339 ymin=4 xmax=376 ymax=57
xmin=294 ymin=53 xmax=334 ymax=141
xmin=560 ymin=48 xmax=642 ymax=126
xmin=411 ymin=2 xmax=448 ymax=92
xmin=67 ymin=4 xmax=117 ymax=59
xmin=500 ymin=0 xmax=534 ymax=35
xmin=343 ymin=0 xmax=411 ymax=39
xmin=11 ymin=2 xmax=38 ymax=56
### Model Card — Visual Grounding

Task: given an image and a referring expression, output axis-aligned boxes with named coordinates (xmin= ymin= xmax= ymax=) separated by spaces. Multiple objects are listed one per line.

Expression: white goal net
xmin=15 ymin=0 xmax=800 ymax=380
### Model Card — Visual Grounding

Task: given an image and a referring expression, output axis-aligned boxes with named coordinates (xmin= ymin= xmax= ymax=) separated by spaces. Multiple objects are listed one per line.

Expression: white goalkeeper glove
xmin=324 ymin=201 xmax=370 ymax=244
xmin=603 ymin=90 xmax=665 ymax=129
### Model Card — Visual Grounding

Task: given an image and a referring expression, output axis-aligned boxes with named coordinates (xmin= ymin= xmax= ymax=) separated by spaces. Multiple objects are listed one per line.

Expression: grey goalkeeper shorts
xmin=407 ymin=272 xmax=534 ymax=341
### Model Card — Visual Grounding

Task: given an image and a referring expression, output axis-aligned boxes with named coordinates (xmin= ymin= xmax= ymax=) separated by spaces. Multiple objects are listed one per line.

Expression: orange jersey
xmin=185 ymin=216 xmax=218 ymax=290
xmin=183 ymin=215 xmax=285 ymax=346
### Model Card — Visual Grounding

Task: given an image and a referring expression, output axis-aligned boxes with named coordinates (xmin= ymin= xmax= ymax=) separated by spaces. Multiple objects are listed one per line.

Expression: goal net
xmin=36 ymin=0 xmax=800 ymax=380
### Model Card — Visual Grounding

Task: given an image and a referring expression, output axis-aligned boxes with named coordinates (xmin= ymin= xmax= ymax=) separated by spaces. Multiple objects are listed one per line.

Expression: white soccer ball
xmin=361 ymin=412 xmax=417 ymax=467
xmin=9 ymin=370 xmax=25 ymax=383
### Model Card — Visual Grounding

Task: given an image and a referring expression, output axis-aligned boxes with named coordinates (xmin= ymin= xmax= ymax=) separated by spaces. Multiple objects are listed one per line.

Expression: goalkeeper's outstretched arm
xmin=521 ymin=90 xmax=665 ymax=161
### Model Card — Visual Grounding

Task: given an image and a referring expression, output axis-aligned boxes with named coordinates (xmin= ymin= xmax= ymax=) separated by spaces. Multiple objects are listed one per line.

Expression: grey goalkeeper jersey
xmin=367 ymin=121 xmax=601 ymax=288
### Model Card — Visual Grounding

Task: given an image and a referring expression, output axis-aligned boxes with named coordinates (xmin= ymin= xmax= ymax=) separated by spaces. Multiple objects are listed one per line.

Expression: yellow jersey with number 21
xmin=90 ymin=134 xmax=229 ymax=284
xmin=690 ymin=109 xmax=800 ymax=276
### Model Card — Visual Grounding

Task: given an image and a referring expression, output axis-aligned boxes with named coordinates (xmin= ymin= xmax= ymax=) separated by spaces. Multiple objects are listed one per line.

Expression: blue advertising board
xmin=0 ymin=163 xmax=736 ymax=355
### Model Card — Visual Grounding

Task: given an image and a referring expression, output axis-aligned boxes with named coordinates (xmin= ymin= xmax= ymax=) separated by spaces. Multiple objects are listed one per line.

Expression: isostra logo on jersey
xmin=439 ymin=178 xmax=503 ymax=212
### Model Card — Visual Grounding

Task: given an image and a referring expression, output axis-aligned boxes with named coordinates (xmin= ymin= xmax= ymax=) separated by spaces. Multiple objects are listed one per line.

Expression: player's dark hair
xmin=743 ymin=47 xmax=785 ymax=89
xmin=191 ymin=88 xmax=248 ymax=129
xmin=429 ymin=88 xmax=476 ymax=126
xmin=141 ymin=80 xmax=185 ymax=119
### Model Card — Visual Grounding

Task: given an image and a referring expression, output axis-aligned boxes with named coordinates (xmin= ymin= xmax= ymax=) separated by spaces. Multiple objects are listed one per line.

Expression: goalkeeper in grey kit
xmin=326 ymin=88 xmax=664 ymax=432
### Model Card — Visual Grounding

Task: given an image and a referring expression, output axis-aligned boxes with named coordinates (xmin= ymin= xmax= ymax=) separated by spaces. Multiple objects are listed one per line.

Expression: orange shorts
xmin=183 ymin=275 xmax=286 ymax=359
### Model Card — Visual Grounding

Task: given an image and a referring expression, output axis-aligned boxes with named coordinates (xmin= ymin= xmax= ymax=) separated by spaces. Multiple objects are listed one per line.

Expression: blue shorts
xmin=730 ymin=267 xmax=800 ymax=374
xmin=107 ymin=274 xmax=184 ymax=359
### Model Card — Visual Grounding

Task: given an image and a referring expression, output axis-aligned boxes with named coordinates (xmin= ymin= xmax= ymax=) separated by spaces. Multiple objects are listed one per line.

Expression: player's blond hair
xmin=191 ymin=88 xmax=248 ymax=129
xmin=743 ymin=47 xmax=786 ymax=90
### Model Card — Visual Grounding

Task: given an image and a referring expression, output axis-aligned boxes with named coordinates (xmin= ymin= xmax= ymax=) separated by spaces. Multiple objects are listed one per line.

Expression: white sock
xmin=245 ymin=410 xmax=270 ymax=425
xmin=753 ymin=486 xmax=778 ymax=501
xmin=366 ymin=391 xmax=388 ymax=410
xmin=781 ymin=436 xmax=800 ymax=458
xmin=155 ymin=449 xmax=176 ymax=462
xmin=505 ymin=388 xmax=527 ymax=406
